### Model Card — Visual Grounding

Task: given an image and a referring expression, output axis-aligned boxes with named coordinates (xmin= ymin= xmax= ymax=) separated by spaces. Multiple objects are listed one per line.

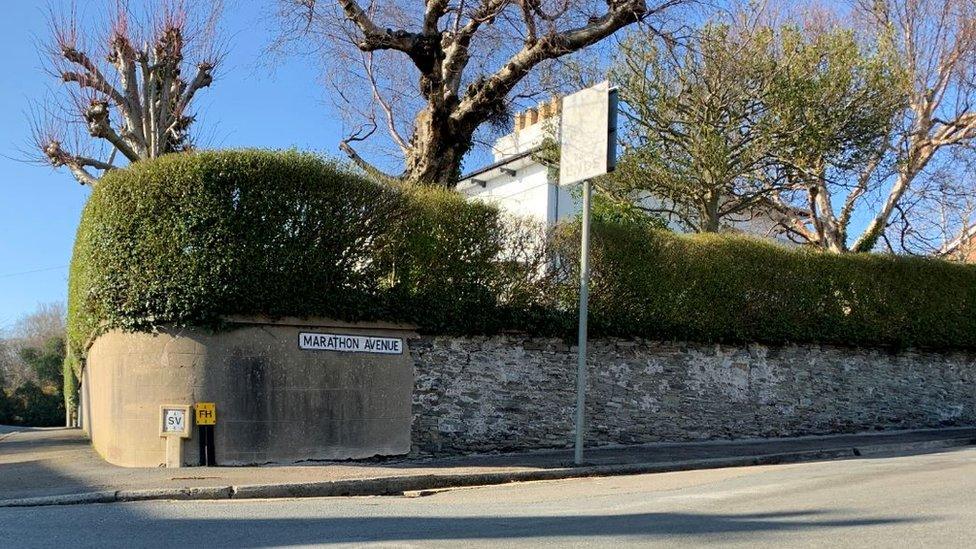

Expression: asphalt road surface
xmin=2 ymin=447 xmax=974 ymax=548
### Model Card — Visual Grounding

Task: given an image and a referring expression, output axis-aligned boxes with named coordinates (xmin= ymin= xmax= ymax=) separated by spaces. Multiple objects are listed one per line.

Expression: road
xmin=7 ymin=426 xmax=972 ymax=503
xmin=1 ymin=447 xmax=974 ymax=548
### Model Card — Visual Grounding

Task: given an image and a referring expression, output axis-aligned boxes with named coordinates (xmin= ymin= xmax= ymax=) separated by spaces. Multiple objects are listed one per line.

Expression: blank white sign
xmin=559 ymin=81 xmax=614 ymax=186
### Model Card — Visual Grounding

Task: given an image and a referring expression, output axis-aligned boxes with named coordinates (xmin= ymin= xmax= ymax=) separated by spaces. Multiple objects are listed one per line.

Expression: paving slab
xmin=0 ymin=425 xmax=973 ymax=506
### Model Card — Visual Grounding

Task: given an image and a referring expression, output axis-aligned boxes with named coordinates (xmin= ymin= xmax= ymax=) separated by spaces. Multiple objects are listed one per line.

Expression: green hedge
xmin=67 ymin=149 xmax=976 ymax=361
xmin=67 ymin=149 xmax=546 ymax=356
xmin=552 ymin=222 xmax=976 ymax=349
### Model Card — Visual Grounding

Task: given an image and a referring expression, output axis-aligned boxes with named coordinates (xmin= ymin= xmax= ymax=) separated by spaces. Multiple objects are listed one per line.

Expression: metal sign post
xmin=559 ymin=81 xmax=617 ymax=466
xmin=574 ymin=178 xmax=592 ymax=466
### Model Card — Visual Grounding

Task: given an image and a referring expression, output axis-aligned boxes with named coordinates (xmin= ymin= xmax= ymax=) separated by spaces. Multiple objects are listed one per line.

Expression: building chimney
xmin=513 ymin=97 xmax=562 ymax=131
xmin=540 ymin=97 xmax=561 ymax=120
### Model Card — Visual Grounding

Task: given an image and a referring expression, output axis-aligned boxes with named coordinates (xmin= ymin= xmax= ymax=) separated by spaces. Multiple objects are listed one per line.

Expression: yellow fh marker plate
xmin=195 ymin=402 xmax=216 ymax=425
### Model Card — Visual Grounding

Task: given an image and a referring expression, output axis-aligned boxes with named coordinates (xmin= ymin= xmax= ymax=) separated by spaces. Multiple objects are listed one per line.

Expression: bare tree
xmin=884 ymin=146 xmax=976 ymax=256
xmin=276 ymin=0 xmax=692 ymax=187
xmin=35 ymin=1 xmax=222 ymax=186
xmin=0 ymin=302 xmax=66 ymax=392
xmin=858 ymin=0 xmax=976 ymax=253
xmin=0 ymin=340 xmax=20 ymax=392
xmin=11 ymin=302 xmax=66 ymax=350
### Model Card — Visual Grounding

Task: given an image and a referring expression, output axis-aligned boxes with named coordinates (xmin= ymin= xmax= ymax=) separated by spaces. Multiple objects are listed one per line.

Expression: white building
xmin=457 ymin=99 xmax=788 ymax=242
xmin=457 ymin=99 xmax=580 ymax=226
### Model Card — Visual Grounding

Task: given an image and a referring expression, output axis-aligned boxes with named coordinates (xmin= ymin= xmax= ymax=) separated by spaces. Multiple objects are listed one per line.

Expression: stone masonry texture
xmin=410 ymin=336 xmax=976 ymax=456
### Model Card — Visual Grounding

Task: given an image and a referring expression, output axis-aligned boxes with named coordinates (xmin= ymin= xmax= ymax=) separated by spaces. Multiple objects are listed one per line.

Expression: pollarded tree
xmin=35 ymin=2 xmax=221 ymax=186
xmin=276 ymin=0 xmax=692 ymax=186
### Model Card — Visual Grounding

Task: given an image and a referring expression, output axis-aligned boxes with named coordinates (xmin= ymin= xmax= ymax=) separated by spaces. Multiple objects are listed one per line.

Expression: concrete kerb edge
xmin=0 ymin=491 xmax=118 ymax=508
xmin=2 ymin=437 xmax=973 ymax=508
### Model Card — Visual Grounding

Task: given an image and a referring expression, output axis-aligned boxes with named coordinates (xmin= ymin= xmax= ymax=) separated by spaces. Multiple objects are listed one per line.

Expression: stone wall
xmin=410 ymin=336 xmax=976 ymax=455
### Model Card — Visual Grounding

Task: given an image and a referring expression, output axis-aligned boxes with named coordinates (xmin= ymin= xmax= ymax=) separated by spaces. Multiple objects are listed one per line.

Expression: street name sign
xmin=299 ymin=332 xmax=403 ymax=355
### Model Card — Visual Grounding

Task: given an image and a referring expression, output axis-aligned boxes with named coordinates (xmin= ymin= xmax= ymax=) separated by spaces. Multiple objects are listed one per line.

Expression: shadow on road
xmin=153 ymin=511 xmax=925 ymax=544
xmin=297 ymin=428 xmax=976 ymax=470
xmin=0 ymin=506 xmax=930 ymax=547
xmin=0 ymin=427 xmax=111 ymax=500
xmin=0 ymin=428 xmax=87 ymax=452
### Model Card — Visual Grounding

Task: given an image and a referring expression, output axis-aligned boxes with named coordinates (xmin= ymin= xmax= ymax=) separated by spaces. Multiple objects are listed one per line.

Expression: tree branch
xmin=338 ymin=0 xmax=422 ymax=52
xmin=83 ymin=101 xmax=141 ymax=162
xmin=931 ymin=112 xmax=976 ymax=146
xmin=363 ymin=53 xmax=409 ymax=155
xmin=442 ymin=0 xmax=510 ymax=95
xmin=108 ymin=34 xmax=147 ymax=154
xmin=850 ymin=167 xmax=919 ymax=253
xmin=454 ymin=0 xmax=653 ymax=124
xmin=339 ymin=139 xmax=400 ymax=185
xmin=42 ymin=141 xmax=106 ymax=186
xmin=759 ymin=194 xmax=819 ymax=244
xmin=60 ymin=47 xmax=129 ymax=108
xmin=176 ymin=62 xmax=215 ymax=117
xmin=839 ymin=150 xmax=883 ymax=228
xmin=424 ymin=0 xmax=450 ymax=35
xmin=60 ymin=72 xmax=126 ymax=110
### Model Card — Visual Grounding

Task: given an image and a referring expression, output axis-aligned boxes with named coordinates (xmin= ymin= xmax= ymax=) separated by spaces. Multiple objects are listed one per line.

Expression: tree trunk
xmin=702 ymin=192 xmax=721 ymax=232
xmin=402 ymin=107 xmax=471 ymax=186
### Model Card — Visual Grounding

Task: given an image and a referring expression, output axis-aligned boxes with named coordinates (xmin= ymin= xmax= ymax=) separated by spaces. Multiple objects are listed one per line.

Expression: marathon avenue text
xmin=298 ymin=332 xmax=403 ymax=355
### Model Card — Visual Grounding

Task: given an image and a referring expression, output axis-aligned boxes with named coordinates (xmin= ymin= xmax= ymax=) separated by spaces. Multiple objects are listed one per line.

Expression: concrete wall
xmin=83 ymin=319 xmax=415 ymax=467
xmin=410 ymin=336 xmax=976 ymax=455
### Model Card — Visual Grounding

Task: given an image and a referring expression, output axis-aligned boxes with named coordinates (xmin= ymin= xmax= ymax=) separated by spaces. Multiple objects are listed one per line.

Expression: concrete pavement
xmin=1 ymin=446 xmax=974 ymax=547
xmin=1 ymin=426 xmax=974 ymax=507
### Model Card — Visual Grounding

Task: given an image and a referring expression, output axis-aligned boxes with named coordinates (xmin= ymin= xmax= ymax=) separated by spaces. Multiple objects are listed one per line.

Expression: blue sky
xmin=0 ymin=1 xmax=349 ymax=330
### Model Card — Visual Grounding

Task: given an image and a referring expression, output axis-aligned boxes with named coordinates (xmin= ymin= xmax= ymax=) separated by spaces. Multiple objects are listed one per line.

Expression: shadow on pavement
xmin=301 ymin=428 xmax=976 ymax=470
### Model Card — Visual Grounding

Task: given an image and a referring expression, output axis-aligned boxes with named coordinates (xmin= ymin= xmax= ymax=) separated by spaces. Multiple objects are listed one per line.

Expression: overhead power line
xmin=0 ymin=265 xmax=70 ymax=279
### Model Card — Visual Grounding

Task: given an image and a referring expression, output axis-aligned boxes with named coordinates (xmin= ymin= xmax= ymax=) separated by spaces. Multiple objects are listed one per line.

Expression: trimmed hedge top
xmin=68 ymin=149 xmax=976 ymax=362
xmin=559 ymin=222 xmax=976 ymax=350
xmin=66 ymin=149 xmax=548 ymax=356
